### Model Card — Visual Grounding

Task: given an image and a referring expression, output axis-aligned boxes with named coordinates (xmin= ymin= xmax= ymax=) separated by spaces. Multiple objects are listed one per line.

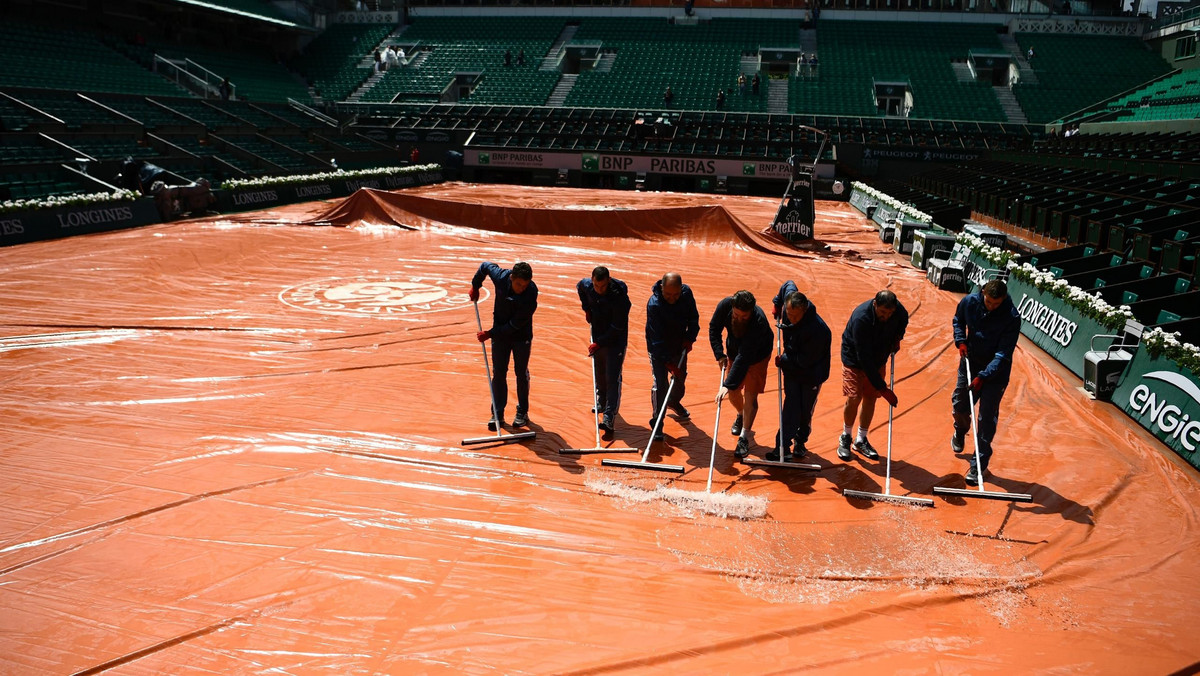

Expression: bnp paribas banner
xmin=1111 ymin=348 xmax=1200 ymax=472
xmin=1006 ymin=275 xmax=1110 ymax=379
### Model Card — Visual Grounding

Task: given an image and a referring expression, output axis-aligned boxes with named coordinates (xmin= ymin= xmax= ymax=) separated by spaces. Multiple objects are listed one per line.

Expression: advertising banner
xmin=1007 ymin=275 xmax=1110 ymax=378
xmin=1112 ymin=347 xmax=1200 ymax=472
xmin=0 ymin=198 xmax=160 ymax=247
xmin=217 ymin=170 xmax=444 ymax=214
xmin=466 ymin=149 xmax=794 ymax=179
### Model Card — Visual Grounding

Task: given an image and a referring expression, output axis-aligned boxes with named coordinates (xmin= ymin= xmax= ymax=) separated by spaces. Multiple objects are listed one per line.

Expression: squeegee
xmin=602 ymin=353 xmax=686 ymax=473
xmin=461 ymin=302 xmax=537 ymax=446
xmin=843 ymin=354 xmax=935 ymax=507
xmin=744 ymin=321 xmax=821 ymax=472
xmin=559 ymin=352 xmax=638 ymax=455
xmin=933 ymin=355 xmax=1032 ymax=503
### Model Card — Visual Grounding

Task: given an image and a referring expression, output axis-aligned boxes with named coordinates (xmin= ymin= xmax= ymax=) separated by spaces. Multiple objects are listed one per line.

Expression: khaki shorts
xmin=740 ymin=357 xmax=769 ymax=396
xmin=842 ymin=365 xmax=886 ymax=399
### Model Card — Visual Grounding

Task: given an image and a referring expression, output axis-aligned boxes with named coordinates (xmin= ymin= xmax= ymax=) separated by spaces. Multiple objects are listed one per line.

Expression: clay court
xmin=2 ymin=183 xmax=1198 ymax=674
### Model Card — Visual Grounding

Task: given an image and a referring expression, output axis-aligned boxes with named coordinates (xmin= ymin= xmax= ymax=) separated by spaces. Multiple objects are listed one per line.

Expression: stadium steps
xmin=999 ymin=34 xmax=1039 ymax=85
xmin=740 ymin=55 xmax=759 ymax=76
xmin=952 ymin=61 xmax=975 ymax=83
xmin=768 ymin=78 xmax=788 ymax=114
xmin=546 ymin=73 xmax=578 ymax=107
xmin=541 ymin=24 xmax=579 ymax=71
xmin=408 ymin=51 xmax=431 ymax=69
xmin=798 ymin=28 xmax=818 ymax=59
xmin=994 ymin=85 xmax=1028 ymax=124
xmin=348 ymin=71 xmax=388 ymax=102
xmin=595 ymin=52 xmax=616 ymax=73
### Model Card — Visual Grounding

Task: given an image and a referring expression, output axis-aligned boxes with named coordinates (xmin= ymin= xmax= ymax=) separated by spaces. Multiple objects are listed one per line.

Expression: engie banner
xmin=1112 ymin=347 xmax=1200 ymax=472
xmin=1006 ymin=275 xmax=1111 ymax=379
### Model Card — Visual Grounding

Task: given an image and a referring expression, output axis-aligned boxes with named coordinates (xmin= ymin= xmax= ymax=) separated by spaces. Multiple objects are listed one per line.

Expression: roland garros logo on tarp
xmin=1128 ymin=371 xmax=1200 ymax=451
xmin=280 ymin=277 xmax=487 ymax=318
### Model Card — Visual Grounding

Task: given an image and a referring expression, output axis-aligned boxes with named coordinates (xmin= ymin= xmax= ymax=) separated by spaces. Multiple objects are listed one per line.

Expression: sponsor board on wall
xmin=467 ymin=150 xmax=794 ymax=178
xmin=1006 ymin=275 xmax=1111 ymax=379
xmin=1112 ymin=349 xmax=1200 ymax=471
xmin=1 ymin=199 xmax=160 ymax=247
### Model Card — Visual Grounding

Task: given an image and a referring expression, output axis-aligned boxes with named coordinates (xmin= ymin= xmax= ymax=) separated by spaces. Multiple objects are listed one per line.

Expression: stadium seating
xmin=150 ymin=42 xmax=312 ymax=104
xmin=566 ymin=18 xmax=794 ymax=113
xmin=361 ymin=17 xmax=563 ymax=105
xmin=1012 ymin=33 xmax=1171 ymax=123
xmin=0 ymin=22 xmax=184 ymax=97
xmin=295 ymin=23 xmax=394 ymax=103
xmin=793 ymin=21 xmax=1006 ymax=121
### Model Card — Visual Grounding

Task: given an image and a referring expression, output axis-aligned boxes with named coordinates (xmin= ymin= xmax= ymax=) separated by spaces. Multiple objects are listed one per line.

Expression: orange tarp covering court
xmin=1 ymin=183 xmax=1198 ymax=674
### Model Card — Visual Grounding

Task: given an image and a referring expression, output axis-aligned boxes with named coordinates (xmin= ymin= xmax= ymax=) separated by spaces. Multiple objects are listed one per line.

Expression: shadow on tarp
xmin=307 ymin=188 xmax=816 ymax=257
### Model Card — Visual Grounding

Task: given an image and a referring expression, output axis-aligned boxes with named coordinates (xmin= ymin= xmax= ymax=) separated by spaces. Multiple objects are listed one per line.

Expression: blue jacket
xmin=953 ymin=291 xmax=1021 ymax=382
xmin=709 ymin=296 xmax=774 ymax=390
xmin=645 ymin=279 xmax=700 ymax=362
xmin=577 ymin=277 xmax=631 ymax=347
xmin=472 ymin=262 xmax=538 ymax=342
xmin=840 ymin=297 xmax=909 ymax=391
xmin=779 ymin=314 xmax=831 ymax=387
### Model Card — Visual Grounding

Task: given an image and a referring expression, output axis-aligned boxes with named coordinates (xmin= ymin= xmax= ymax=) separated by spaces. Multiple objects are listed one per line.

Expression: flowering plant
xmin=221 ymin=164 xmax=441 ymax=191
xmin=0 ymin=189 xmax=140 ymax=214
xmin=1142 ymin=327 xmax=1200 ymax=377
xmin=850 ymin=181 xmax=932 ymax=223
xmin=1006 ymin=259 xmax=1134 ymax=331
xmin=956 ymin=232 xmax=1015 ymax=269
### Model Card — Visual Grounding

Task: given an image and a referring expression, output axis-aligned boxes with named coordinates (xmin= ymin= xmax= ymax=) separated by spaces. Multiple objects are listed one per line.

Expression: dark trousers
xmin=649 ymin=352 xmax=688 ymax=424
xmin=491 ymin=338 xmax=531 ymax=419
xmin=951 ymin=359 xmax=1008 ymax=472
xmin=781 ymin=377 xmax=821 ymax=450
xmin=593 ymin=344 xmax=626 ymax=419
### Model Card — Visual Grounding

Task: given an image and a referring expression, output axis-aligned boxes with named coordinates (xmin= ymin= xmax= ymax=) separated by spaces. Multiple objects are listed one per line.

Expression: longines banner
xmin=1111 ymin=347 xmax=1200 ymax=472
xmin=0 ymin=198 xmax=160 ymax=247
xmin=216 ymin=170 xmax=444 ymax=214
xmin=1006 ymin=275 xmax=1110 ymax=379
xmin=466 ymin=150 xmax=793 ymax=179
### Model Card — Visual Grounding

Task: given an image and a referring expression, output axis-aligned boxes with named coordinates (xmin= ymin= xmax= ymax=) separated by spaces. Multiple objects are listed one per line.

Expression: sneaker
xmin=951 ymin=432 xmax=965 ymax=454
xmin=792 ymin=443 xmax=808 ymax=459
xmin=670 ymin=404 xmax=690 ymax=421
xmin=854 ymin=437 xmax=880 ymax=460
xmin=512 ymin=411 xmax=529 ymax=427
xmin=730 ymin=414 xmax=744 ymax=436
xmin=734 ymin=436 xmax=751 ymax=459
xmin=600 ymin=414 xmax=615 ymax=440
xmin=837 ymin=433 xmax=853 ymax=460
xmin=965 ymin=466 xmax=981 ymax=484
xmin=652 ymin=428 xmax=665 ymax=442
xmin=487 ymin=417 xmax=505 ymax=432
xmin=765 ymin=449 xmax=782 ymax=461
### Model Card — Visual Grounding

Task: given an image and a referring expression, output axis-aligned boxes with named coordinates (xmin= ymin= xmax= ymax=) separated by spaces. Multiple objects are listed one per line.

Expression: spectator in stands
xmin=410 ymin=146 xmax=421 ymax=164
xmin=397 ymin=46 xmax=406 ymax=64
xmin=1026 ymin=46 xmax=1035 ymax=62
xmin=220 ymin=77 xmax=232 ymax=101
xmin=804 ymin=9 xmax=813 ymax=27
xmin=752 ymin=72 xmax=761 ymax=96
xmin=374 ymin=49 xmax=383 ymax=73
xmin=810 ymin=53 xmax=819 ymax=76
xmin=386 ymin=46 xmax=398 ymax=69
xmin=738 ymin=73 xmax=747 ymax=96
xmin=517 ymin=49 xmax=526 ymax=66
xmin=684 ymin=0 xmax=695 ymax=16
xmin=799 ymin=53 xmax=808 ymax=77
xmin=716 ymin=89 xmax=726 ymax=109
xmin=664 ymin=86 xmax=674 ymax=107
xmin=504 ymin=49 xmax=513 ymax=67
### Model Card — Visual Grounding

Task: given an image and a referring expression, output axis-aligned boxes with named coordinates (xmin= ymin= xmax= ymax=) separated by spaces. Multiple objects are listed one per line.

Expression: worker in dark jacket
xmin=710 ymin=290 xmax=775 ymax=459
xmin=838 ymin=290 xmax=908 ymax=461
xmin=771 ymin=281 xmax=832 ymax=461
xmin=952 ymin=279 xmax=1022 ymax=483
xmin=578 ymin=266 xmax=631 ymax=439
xmin=470 ymin=261 xmax=538 ymax=430
xmin=645 ymin=272 xmax=700 ymax=440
